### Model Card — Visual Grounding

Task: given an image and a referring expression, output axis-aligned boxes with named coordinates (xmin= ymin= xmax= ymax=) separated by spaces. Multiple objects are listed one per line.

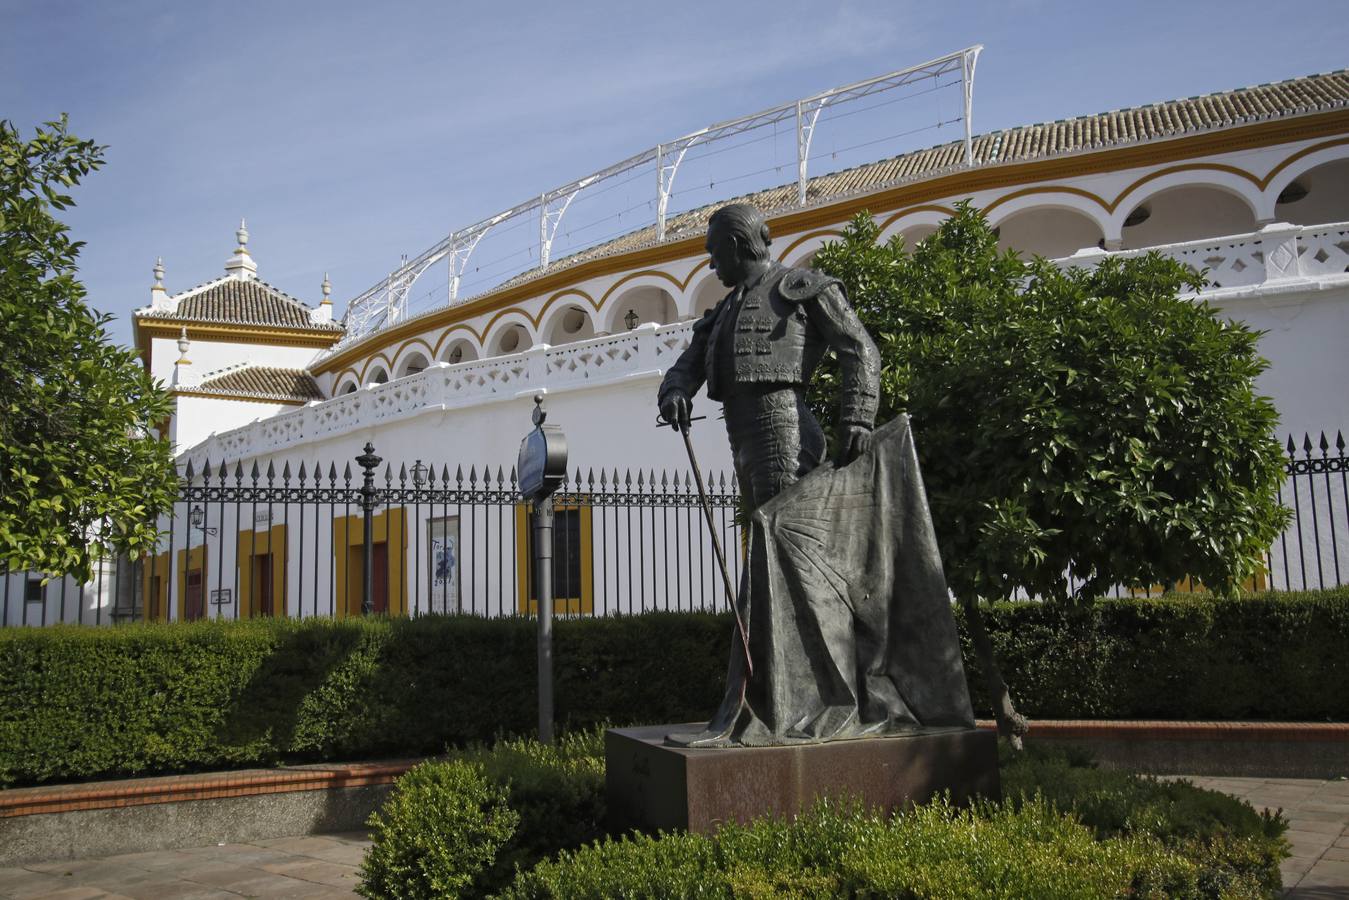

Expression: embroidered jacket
xmin=659 ymin=262 xmax=880 ymax=427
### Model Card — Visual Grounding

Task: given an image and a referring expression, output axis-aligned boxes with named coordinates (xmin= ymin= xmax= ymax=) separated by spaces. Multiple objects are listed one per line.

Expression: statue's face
xmin=706 ymin=222 xmax=747 ymax=288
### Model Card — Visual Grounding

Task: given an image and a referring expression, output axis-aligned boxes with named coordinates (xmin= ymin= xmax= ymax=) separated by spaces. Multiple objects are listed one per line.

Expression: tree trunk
xmin=963 ymin=598 xmax=1029 ymax=751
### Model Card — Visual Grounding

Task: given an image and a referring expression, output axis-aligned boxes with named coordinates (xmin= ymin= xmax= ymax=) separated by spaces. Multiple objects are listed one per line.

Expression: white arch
xmin=991 ymin=202 xmax=1107 ymax=259
xmin=1112 ymin=170 xmax=1262 ymax=240
xmin=1264 ymin=146 xmax=1349 ymax=225
xmin=394 ymin=349 xmax=431 ymax=379
xmin=987 ymin=194 xmax=1111 ymax=242
xmin=878 ymin=209 xmax=949 ymax=245
xmin=777 ymin=233 xmax=834 ymax=268
xmin=603 ymin=283 xmax=677 ymax=333
xmin=335 ymin=377 xmax=359 ymax=395
xmin=366 ymin=366 xmax=389 ymax=386
xmin=688 ymin=271 xmax=727 ymax=318
xmin=483 ymin=312 xmax=537 ymax=357
xmin=538 ymin=301 xmax=598 ymax=345
xmin=439 ymin=335 xmax=480 ymax=364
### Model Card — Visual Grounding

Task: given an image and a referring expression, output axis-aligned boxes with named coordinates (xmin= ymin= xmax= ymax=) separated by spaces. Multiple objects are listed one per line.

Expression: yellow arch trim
xmin=329 ymin=144 xmax=1349 ymax=386
xmin=534 ymin=289 xmax=602 ymax=337
xmin=333 ymin=368 xmax=361 ymax=389
xmin=982 ymin=186 xmax=1111 ymax=216
xmin=777 ymin=229 xmax=844 ymax=263
xmin=878 ymin=203 xmax=959 ymax=231
xmin=597 ymin=269 xmax=686 ymax=308
xmin=431 ymin=323 xmax=489 ymax=360
xmin=391 ymin=338 xmax=436 ymax=375
xmin=1110 ymin=163 xmax=1261 ymax=214
xmin=358 ymin=352 xmax=395 ymax=385
xmin=1261 ymin=136 xmax=1349 ymax=188
xmin=479 ymin=309 xmax=537 ymax=349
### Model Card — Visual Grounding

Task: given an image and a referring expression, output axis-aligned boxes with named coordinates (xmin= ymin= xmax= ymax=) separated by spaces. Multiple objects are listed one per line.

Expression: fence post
xmin=533 ymin=494 xmax=555 ymax=743
xmin=356 ymin=443 xmax=382 ymax=615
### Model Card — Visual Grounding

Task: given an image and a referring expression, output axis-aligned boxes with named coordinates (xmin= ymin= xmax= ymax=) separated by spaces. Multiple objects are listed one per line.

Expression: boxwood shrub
xmin=361 ymin=735 xmax=1286 ymax=898
xmin=0 ymin=588 xmax=1345 ymax=786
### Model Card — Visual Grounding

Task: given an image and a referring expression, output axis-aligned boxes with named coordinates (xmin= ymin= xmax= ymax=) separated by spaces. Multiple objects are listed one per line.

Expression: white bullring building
xmin=7 ymin=54 xmax=1349 ymax=625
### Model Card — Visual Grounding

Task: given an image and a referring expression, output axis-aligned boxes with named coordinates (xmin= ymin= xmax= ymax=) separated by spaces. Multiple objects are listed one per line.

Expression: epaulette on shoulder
xmin=777 ymin=267 xmax=840 ymax=302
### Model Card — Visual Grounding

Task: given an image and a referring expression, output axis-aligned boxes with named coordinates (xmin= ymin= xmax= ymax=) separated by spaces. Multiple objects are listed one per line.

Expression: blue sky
xmin=3 ymin=0 xmax=1346 ymax=345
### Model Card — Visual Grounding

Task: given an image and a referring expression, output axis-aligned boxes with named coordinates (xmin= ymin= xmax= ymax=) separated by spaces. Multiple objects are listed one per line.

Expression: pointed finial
xmin=175 ymin=327 xmax=191 ymax=365
xmin=321 ymin=272 xmax=332 ymax=305
xmin=532 ymin=393 xmax=546 ymax=427
xmin=225 ymin=218 xmax=258 ymax=279
xmin=153 ymin=257 xmax=165 ymax=288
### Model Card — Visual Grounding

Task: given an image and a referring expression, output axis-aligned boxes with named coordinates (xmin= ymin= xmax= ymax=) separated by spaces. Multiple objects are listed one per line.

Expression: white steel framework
xmin=336 ymin=45 xmax=982 ymax=348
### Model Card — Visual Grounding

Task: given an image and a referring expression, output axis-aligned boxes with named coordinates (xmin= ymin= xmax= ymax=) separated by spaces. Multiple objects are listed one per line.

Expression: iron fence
xmin=2 ymin=430 xmax=1346 ymax=626
xmin=1 ymin=442 xmax=743 ymax=625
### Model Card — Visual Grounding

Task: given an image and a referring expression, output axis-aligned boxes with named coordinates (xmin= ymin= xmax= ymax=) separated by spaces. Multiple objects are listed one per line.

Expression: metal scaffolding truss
xmin=337 ymin=45 xmax=982 ymax=347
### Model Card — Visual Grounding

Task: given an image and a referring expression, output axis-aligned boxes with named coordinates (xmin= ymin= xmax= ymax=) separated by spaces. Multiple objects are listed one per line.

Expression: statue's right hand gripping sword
xmin=658 ymin=413 xmax=752 ymax=680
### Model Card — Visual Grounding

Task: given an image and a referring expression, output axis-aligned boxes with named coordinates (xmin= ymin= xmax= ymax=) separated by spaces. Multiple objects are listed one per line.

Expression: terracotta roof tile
xmin=139 ymin=277 xmax=342 ymax=332
xmin=183 ymin=365 xmax=324 ymax=403
xmin=483 ymin=69 xmax=1349 ymax=293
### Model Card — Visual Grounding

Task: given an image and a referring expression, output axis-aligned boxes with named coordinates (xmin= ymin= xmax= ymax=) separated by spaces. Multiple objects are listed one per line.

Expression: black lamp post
xmin=624 ymin=309 xmax=639 ymax=330
xmin=412 ymin=459 xmax=428 ymax=488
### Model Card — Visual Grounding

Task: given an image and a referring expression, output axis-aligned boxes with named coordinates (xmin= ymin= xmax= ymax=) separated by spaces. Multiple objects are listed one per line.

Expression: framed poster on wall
xmin=428 ymin=516 xmax=460 ymax=613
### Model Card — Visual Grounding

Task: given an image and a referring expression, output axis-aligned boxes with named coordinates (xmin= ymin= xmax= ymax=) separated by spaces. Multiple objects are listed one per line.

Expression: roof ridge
xmin=982 ymin=68 xmax=1349 ymax=137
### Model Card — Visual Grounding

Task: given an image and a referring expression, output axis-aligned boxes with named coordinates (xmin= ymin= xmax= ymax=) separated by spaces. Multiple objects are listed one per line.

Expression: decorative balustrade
xmin=190 ymin=221 xmax=1349 ymax=466
xmin=188 ymin=321 xmax=692 ymax=465
xmin=1060 ymin=221 xmax=1349 ymax=289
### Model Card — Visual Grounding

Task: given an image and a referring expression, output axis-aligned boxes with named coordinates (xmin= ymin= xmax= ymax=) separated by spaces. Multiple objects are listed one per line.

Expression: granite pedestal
xmin=606 ymin=724 xmax=999 ymax=834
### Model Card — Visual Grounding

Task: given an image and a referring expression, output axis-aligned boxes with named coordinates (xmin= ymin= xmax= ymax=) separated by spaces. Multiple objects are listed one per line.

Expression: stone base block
xmin=605 ymin=723 xmax=999 ymax=834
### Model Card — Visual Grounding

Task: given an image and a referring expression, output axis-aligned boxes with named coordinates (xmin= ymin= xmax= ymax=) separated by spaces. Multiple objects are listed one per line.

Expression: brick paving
xmin=1179 ymin=775 xmax=1349 ymax=898
xmin=1 ymin=777 xmax=1346 ymax=898
xmin=0 ymin=832 xmax=370 ymax=899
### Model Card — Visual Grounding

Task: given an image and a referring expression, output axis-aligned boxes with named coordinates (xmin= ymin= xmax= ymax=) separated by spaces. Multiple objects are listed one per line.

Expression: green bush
xmin=357 ymin=760 xmax=519 ymax=900
xmin=1 ymin=588 xmax=1345 ymax=786
xmin=348 ymin=733 xmax=1283 ymax=898
xmin=1002 ymin=745 xmax=1288 ymax=897
xmin=451 ymin=728 xmax=606 ymax=892
xmin=960 ymin=590 xmax=1349 ymax=719
xmin=0 ymin=612 xmax=725 ymax=786
xmin=504 ymin=797 xmax=1209 ymax=899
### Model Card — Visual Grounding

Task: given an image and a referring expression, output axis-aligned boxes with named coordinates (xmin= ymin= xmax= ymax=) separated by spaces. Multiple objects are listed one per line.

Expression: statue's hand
xmin=659 ymin=390 xmax=693 ymax=432
xmin=836 ymin=425 xmax=872 ymax=466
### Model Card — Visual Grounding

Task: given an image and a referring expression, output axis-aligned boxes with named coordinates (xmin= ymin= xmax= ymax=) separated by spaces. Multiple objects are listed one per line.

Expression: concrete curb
xmin=977 ymin=720 xmax=1349 ymax=778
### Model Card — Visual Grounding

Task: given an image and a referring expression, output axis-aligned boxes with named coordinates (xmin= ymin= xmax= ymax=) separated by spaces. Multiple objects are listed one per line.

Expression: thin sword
xmin=663 ymin=415 xmax=753 ymax=679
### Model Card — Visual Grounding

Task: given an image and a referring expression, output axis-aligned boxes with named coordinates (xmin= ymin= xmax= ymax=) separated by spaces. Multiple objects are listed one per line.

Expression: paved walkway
xmin=0 ymin=833 xmax=369 ymax=899
xmin=1 ymin=777 xmax=1346 ymax=898
xmin=1181 ymin=775 xmax=1349 ymax=898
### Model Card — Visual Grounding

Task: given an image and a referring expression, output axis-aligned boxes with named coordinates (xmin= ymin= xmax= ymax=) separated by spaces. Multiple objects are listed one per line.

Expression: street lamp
xmin=624 ymin=309 xmax=639 ymax=330
xmin=412 ymin=459 xmax=429 ymax=488
xmin=189 ymin=505 xmax=217 ymax=536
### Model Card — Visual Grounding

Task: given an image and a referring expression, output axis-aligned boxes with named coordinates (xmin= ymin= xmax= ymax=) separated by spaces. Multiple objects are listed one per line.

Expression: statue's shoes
xmin=663 ymin=727 xmax=736 ymax=748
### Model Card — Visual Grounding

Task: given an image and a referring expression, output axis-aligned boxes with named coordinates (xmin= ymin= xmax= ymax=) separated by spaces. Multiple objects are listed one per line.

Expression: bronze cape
xmin=671 ymin=415 xmax=974 ymax=747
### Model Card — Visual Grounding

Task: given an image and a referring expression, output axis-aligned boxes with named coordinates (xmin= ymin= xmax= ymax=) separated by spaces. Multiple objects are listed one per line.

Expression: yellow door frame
xmin=236 ymin=524 xmax=288 ymax=618
xmin=332 ymin=508 xmax=407 ymax=617
xmin=176 ymin=544 xmax=208 ymax=621
xmin=144 ymin=551 xmax=170 ymax=622
xmin=515 ymin=503 xmax=594 ymax=615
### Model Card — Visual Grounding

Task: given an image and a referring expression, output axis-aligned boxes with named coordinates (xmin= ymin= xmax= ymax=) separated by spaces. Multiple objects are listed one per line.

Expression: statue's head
xmin=706 ymin=203 xmax=772 ymax=287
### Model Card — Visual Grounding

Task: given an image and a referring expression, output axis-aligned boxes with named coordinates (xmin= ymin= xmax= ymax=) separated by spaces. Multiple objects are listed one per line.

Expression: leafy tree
xmin=811 ymin=204 xmax=1289 ymax=745
xmin=1 ymin=117 xmax=175 ymax=584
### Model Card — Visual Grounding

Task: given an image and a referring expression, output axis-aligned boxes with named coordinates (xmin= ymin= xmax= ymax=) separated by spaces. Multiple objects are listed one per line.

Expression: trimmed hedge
xmin=359 ymin=729 xmax=606 ymax=899
xmin=962 ymin=589 xmax=1349 ymax=720
xmin=1 ymin=589 xmax=1346 ymax=786
xmin=0 ymin=613 xmax=727 ymax=787
xmin=357 ymin=736 xmax=1286 ymax=898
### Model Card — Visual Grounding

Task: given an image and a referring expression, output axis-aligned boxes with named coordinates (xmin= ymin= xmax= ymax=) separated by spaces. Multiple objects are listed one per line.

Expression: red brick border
xmin=0 ymin=759 xmax=420 ymax=819
xmin=4 ymin=721 xmax=1347 ymax=820
xmin=975 ymin=720 xmax=1349 ymax=742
